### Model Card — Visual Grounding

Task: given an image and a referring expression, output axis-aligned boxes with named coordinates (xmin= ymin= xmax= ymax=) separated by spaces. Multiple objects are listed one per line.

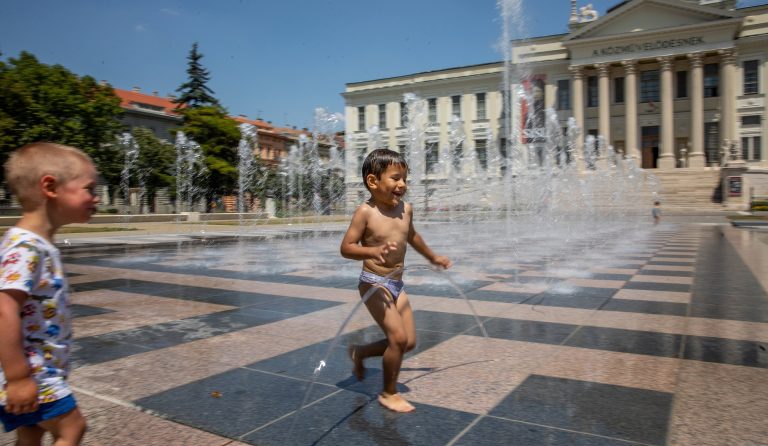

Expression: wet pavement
xmin=1 ymin=218 xmax=767 ymax=445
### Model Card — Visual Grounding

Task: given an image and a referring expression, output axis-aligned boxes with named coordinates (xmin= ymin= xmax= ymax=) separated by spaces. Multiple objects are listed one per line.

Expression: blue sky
xmin=1 ymin=0 xmax=765 ymax=130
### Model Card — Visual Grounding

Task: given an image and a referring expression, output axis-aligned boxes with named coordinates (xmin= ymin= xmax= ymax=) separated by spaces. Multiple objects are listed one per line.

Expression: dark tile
xmin=636 ymin=269 xmax=693 ymax=277
xmin=465 ymin=318 xmax=578 ymax=344
xmin=622 ymin=281 xmax=691 ymax=293
xmin=71 ymin=337 xmax=153 ymax=369
xmin=590 ymin=273 xmax=633 ymax=281
xmin=413 ymin=310 xmax=490 ymax=334
xmin=464 ymin=290 xmax=533 ymax=303
xmin=243 ymin=393 xmax=477 ymax=446
xmin=246 ymin=342 xmax=367 ymax=387
xmin=689 ymin=303 xmax=768 ymax=323
xmin=565 ymin=326 xmax=682 ymax=358
xmin=684 ymin=336 xmax=768 ymax=368
xmin=454 ymin=416 xmax=644 ymax=445
xmin=601 ymin=299 xmax=688 ymax=316
xmin=523 ymin=294 xmax=610 ymax=310
xmin=490 ymin=375 xmax=672 ymax=445
xmin=70 ymin=304 xmax=114 ymax=318
xmin=72 ymin=308 xmax=301 ymax=367
xmin=240 ymin=295 xmax=341 ymax=314
xmin=646 ymin=261 xmax=695 ymax=266
xmin=134 ymin=368 xmax=339 ymax=438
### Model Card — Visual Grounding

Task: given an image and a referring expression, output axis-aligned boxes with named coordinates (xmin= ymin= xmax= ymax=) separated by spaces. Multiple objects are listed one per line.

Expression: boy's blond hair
xmin=4 ymin=142 xmax=94 ymax=210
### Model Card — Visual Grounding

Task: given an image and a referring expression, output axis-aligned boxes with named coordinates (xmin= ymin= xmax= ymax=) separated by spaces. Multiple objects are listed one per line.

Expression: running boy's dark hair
xmin=361 ymin=148 xmax=408 ymax=192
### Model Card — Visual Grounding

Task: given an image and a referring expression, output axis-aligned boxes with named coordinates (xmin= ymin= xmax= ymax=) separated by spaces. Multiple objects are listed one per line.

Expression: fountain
xmin=71 ymin=1 xmax=665 ymax=443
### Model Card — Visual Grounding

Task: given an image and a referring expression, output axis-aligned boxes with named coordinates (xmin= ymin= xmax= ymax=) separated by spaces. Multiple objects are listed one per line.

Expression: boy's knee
xmin=389 ymin=334 xmax=408 ymax=351
xmin=405 ymin=339 xmax=416 ymax=352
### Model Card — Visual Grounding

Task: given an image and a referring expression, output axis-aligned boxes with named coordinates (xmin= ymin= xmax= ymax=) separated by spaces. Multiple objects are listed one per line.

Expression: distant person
xmin=652 ymin=201 xmax=662 ymax=225
xmin=340 ymin=148 xmax=451 ymax=413
xmin=0 ymin=143 xmax=100 ymax=445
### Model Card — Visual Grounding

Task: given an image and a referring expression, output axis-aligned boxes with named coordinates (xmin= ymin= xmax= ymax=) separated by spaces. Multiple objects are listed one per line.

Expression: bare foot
xmin=348 ymin=345 xmax=365 ymax=380
xmin=378 ymin=392 xmax=415 ymax=413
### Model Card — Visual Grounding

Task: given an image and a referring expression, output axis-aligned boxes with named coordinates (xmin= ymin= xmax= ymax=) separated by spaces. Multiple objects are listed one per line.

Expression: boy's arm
xmin=406 ymin=207 xmax=452 ymax=269
xmin=0 ymin=289 xmax=39 ymax=414
xmin=340 ymin=206 xmax=396 ymax=263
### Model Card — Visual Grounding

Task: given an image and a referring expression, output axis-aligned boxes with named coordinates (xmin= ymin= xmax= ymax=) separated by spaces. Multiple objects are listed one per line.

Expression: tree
xmin=130 ymin=127 xmax=176 ymax=211
xmin=173 ymin=43 xmax=219 ymax=109
xmin=175 ymin=106 xmax=240 ymax=206
xmin=0 ymin=51 xmax=125 ymax=184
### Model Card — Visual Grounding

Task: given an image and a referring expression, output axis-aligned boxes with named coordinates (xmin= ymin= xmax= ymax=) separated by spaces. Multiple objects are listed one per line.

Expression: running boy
xmin=0 ymin=143 xmax=100 ymax=445
xmin=340 ymin=148 xmax=451 ymax=413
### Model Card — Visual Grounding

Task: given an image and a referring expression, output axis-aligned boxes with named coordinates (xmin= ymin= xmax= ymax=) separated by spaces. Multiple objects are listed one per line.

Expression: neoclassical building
xmin=342 ymin=0 xmax=768 ymax=208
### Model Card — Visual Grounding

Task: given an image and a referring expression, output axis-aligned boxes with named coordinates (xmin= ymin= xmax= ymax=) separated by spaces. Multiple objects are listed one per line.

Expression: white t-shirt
xmin=0 ymin=227 xmax=72 ymax=405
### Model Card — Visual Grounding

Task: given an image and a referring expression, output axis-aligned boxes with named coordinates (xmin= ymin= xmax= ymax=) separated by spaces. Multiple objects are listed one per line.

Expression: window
xmin=397 ymin=144 xmax=405 ymax=155
xmin=587 ymin=76 xmax=598 ymax=107
xmin=614 ymin=77 xmax=624 ymax=104
xmin=378 ymin=104 xmax=386 ymax=130
xmin=400 ymin=102 xmax=408 ymax=127
xmin=744 ymin=60 xmax=759 ymax=95
xmin=557 ymin=80 xmax=570 ymax=110
xmin=425 ymin=142 xmax=438 ymax=173
xmin=475 ymin=139 xmax=488 ymax=170
xmin=742 ymin=136 xmax=762 ymax=161
xmin=742 ymin=115 xmax=761 ymax=126
xmin=428 ymin=98 xmax=437 ymax=123
xmin=451 ymin=95 xmax=461 ymax=119
xmin=704 ymin=63 xmax=719 ymax=97
xmin=676 ymin=71 xmax=688 ymax=99
xmin=476 ymin=93 xmax=487 ymax=120
xmin=357 ymin=106 xmax=365 ymax=132
xmin=452 ymin=142 xmax=463 ymax=169
xmin=640 ymin=70 xmax=660 ymax=102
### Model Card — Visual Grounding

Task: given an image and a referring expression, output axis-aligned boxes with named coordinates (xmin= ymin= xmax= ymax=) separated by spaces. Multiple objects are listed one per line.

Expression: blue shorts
xmin=0 ymin=394 xmax=77 ymax=432
xmin=359 ymin=270 xmax=405 ymax=301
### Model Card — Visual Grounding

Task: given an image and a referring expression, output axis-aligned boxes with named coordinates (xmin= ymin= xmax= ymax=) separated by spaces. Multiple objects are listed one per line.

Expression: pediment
xmin=567 ymin=0 xmax=739 ymax=41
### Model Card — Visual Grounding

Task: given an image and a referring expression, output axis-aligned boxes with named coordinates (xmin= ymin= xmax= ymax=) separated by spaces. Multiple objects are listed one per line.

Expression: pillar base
xmin=687 ymin=152 xmax=706 ymax=168
xmin=657 ymin=155 xmax=676 ymax=170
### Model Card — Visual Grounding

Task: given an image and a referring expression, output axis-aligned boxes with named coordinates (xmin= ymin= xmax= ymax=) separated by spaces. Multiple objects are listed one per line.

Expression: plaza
xmin=0 ymin=214 xmax=766 ymax=445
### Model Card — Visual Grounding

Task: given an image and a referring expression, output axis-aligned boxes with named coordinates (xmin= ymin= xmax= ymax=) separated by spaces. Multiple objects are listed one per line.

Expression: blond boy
xmin=0 ymin=143 xmax=100 ymax=445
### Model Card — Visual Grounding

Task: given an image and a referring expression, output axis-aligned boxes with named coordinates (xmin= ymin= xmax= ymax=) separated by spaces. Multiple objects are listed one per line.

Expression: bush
xmin=752 ymin=205 xmax=768 ymax=212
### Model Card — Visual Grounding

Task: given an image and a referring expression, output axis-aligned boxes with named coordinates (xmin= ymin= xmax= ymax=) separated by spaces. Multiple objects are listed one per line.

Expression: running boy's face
xmin=367 ymin=163 xmax=407 ymax=208
xmin=51 ymin=160 xmax=101 ymax=224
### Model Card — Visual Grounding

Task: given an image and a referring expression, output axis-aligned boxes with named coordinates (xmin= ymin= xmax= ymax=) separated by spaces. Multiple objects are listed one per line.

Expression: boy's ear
xmin=40 ymin=175 xmax=58 ymax=198
xmin=365 ymin=173 xmax=378 ymax=190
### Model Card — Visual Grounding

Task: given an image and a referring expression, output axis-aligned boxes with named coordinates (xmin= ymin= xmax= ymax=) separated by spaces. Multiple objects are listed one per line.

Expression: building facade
xmin=342 ymin=0 xmax=768 ymax=208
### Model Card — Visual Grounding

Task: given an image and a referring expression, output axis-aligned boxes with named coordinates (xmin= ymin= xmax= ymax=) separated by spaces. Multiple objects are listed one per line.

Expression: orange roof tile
xmin=113 ymin=88 xmax=181 ymax=116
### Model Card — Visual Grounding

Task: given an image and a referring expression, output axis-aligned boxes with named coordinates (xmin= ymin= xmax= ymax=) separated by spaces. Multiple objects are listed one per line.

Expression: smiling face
xmin=367 ymin=163 xmax=408 ymax=208
xmin=54 ymin=160 xmax=100 ymax=224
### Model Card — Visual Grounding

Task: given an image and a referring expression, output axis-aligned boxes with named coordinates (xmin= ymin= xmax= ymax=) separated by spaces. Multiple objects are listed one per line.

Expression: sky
xmin=1 ymin=0 xmax=766 ymax=130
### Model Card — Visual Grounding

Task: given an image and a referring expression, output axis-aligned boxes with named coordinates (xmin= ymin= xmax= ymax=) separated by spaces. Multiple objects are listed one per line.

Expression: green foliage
xmin=174 ymin=43 xmax=219 ymax=109
xmin=176 ymin=106 xmax=240 ymax=196
xmin=0 ymin=51 xmax=124 ymax=183
xmin=129 ymin=127 xmax=176 ymax=207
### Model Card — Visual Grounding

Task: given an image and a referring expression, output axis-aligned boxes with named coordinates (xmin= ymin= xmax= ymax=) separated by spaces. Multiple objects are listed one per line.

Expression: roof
xmin=113 ymin=88 xmax=182 ymax=116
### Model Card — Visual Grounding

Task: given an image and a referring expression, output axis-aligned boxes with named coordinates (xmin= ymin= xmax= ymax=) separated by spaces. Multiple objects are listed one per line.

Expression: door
xmin=641 ymin=126 xmax=659 ymax=169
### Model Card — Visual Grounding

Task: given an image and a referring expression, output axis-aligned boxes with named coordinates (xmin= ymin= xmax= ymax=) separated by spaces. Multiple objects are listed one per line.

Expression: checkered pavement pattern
xmin=2 ymin=223 xmax=766 ymax=446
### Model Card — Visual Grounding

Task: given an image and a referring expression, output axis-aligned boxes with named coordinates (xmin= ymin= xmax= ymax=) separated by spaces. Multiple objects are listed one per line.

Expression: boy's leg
xmin=358 ymin=285 xmax=415 ymax=412
xmin=15 ymin=424 xmax=46 ymax=446
xmin=37 ymin=407 xmax=86 ymax=446
xmin=348 ymin=291 xmax=415 ymax=379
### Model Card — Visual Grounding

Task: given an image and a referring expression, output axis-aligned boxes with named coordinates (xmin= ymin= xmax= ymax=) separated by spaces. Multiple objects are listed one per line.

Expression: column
xmin=687 ymin=52 xmax=706 ymax=167
xmin=570 ymin=65 xmax=585 ymax=170
xmin=597 ymin=63 xmax=611 ymax=145
xmin=720 ymin=48 xmax=738 ymax=159
xmin=658 ymin=56 xmax=675 ymax=169
xmin=622 ymin=60 xmax=639 ymax=161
